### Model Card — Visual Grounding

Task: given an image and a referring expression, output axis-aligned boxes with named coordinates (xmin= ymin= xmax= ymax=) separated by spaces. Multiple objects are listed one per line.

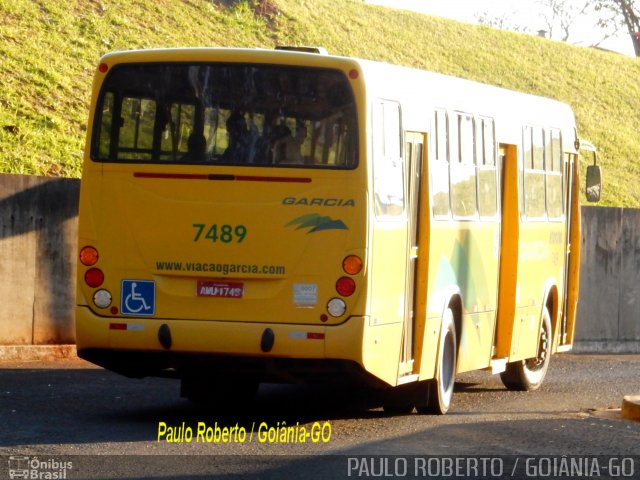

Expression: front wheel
xmin=500 ymin=307 xmax=552 ymax=391
xmin=416 ymin=307 xmax=457 ymax=414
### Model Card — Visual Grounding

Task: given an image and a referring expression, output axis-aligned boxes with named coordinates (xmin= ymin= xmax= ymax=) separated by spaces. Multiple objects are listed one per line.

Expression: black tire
xmin=500 ymin=307 xmax=552 ymax=391
xmin=416 ymin=307 xmax=457 ymax=414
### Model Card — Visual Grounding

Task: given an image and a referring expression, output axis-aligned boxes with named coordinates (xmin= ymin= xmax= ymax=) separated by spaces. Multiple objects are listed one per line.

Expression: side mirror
xmin=579 ymin=139 xmax=601 ymax=203
xmin=586 ymin=164 xmax=602 ymax=203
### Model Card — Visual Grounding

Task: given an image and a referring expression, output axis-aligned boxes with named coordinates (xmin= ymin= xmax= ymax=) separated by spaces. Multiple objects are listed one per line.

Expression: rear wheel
xmin=500 ymin=307 xmax=552 ymax=391
xmin=416 ymin=307 xmax=457 ymax=414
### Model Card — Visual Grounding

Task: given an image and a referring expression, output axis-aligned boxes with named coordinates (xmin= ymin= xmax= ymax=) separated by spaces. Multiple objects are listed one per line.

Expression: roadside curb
xmin=0 ymin=345 xmax=77 ymax=362
xmin=621 ymin=395 xmax=640 ymax=422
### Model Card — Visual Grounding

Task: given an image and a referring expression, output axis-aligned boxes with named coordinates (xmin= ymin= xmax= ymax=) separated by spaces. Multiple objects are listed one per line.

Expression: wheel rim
xmin=441 ymin=329 xmax=455 ymax=394
xmin=525 ymin=320 xmax=549 ymax=372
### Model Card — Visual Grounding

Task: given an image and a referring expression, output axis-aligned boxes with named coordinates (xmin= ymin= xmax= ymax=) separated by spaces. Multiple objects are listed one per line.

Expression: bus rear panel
xmin=76 ymin=49 xmax=378 ymax=385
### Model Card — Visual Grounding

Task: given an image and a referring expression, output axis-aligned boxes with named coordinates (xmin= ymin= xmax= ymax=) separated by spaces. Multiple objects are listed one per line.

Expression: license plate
xmin=196 ymin=281 xmax=244 ymax=298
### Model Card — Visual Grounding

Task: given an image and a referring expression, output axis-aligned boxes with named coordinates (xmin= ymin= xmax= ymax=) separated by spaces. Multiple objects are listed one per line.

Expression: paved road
xmin=0 ymin=353 xmax=638 ymax=478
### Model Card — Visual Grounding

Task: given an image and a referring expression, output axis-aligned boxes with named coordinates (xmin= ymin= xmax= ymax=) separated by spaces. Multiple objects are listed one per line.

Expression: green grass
xmin=1 ymin=0 xmax=638 ymax=206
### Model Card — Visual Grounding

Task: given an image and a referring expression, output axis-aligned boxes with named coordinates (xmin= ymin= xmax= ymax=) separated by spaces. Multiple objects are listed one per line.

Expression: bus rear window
xmin=92 ymin=63 xmax=358 ymax=168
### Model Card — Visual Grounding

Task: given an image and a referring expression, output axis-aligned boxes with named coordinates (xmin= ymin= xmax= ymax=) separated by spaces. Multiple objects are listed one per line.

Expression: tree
xmin=475 ymin=1 xmax=598 ymax=42
xmin=476 ymin=0 xmax=640 ymax=56
xmin=474 ymin=9 xmax=531 ymax=33
xmin=595 ymin=0 xmax=640 ymax=55
xmin=536 ymin=0 xmax=594 ymax=41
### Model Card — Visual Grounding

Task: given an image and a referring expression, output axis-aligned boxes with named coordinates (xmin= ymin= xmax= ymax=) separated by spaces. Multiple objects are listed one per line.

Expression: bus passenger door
xmin=494 ymin=143 xmax=519 ymax=359
xmin=368 ymin=100 xmax=410 ymax=385
xmin=400 ymin=132 xmax=426 ymax=376
xmin=560 ymin=152 xmax=579 ymax=347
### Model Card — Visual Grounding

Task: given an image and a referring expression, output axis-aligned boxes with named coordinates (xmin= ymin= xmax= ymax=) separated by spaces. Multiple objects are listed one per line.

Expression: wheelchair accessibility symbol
xmin=121 ymin=280 xmax=155 ymax=316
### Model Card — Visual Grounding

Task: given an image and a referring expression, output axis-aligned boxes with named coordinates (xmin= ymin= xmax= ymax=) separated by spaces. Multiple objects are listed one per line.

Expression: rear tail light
xmin=85 ymin=268 xmax=104 ymax=288
xmin=327 ymin=298 xmax=346 ymax=317
xmin=79 ymin=246 xmax=99 ymax=266
xmin=324 ymin=254 xmax=362 ymax=319
xmin=80 ymin=246 xmax=113 ymax=310
xmin=93 ymin=289 xmax=112 ymax=308
xmin=342 ymin=255 xmax=363 ymax=275
xmin=336 ymin=276 xmax=356 ymax=297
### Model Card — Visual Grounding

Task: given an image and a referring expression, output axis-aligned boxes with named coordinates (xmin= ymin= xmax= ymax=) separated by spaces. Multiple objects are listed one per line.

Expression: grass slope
xmin=0 ymin=0 xmax=638 ymax=206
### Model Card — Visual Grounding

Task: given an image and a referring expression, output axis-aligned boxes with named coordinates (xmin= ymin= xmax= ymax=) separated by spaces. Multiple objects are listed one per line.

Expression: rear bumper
xmin=75 ymin=306 xmax=380 ymax=385
xmin=78 ymin=348 xmax=380 ymax=386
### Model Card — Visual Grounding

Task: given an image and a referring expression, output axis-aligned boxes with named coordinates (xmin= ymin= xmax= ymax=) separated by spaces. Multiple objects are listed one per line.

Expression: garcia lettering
xmin=282 ymin=197 xmax=355 ymax=207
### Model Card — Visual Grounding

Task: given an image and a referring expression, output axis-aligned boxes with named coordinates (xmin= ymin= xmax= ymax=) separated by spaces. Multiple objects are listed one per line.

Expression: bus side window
xmin=523 ymin=125 xmax=546 ymax=219
xmin=432 ymin=109 xmax=450 ymax=218
xmin=372 ymin=101 xmax=404 ymax=218
xmin=450 ymin=112 xmax=477 ymax=219
xmin=546 ymin=128 xmax=564 ymax=219
xmin=477 ymin=116 xmax=498 ymax=219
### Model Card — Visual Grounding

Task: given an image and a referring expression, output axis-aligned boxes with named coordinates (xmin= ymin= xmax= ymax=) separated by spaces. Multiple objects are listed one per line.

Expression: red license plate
xmin=196 ymin=281 xmax=244 ymax=298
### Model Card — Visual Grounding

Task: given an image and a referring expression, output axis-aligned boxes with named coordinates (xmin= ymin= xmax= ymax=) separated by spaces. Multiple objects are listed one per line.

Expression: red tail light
xmin=85 ymin=268 xmax=104 ymax=288
xmin=336 ymin=277 xmax=356 ymax=297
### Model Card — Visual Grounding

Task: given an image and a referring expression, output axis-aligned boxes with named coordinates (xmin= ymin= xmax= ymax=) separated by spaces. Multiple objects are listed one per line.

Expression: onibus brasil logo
xmin=8 ymin=456 xmax=73 ymax=479
xmin=286 ymin=213 xmax=348 ymax=233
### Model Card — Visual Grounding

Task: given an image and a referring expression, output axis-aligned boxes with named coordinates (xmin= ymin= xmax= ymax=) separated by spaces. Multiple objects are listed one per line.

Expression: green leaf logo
xmin=285 ymin=213 xmax=348 ymax=233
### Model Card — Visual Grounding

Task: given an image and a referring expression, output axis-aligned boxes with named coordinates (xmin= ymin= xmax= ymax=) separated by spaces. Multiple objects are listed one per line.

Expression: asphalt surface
xmin=0 ymin=353 xmax=638 ymax=478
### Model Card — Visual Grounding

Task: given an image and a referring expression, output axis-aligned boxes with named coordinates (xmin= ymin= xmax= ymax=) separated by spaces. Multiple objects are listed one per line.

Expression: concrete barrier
xmin=0 ymin=174 xmax=637 ymax=353
xmin=575 ymin=206 xmax=640 ymax=353
xmin=0 ymin=174 xmax=79 ymax=345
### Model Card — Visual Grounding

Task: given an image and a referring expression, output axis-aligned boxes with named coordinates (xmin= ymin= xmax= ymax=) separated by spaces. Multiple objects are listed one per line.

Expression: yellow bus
xmin=76 ymin=47 xmax=600 ymax=414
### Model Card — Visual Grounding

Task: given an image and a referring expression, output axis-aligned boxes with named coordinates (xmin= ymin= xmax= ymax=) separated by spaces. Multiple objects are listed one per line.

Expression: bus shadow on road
xmin=0 ymin=365 xmax=532 ymax=449
xmin=109 ymin=381 xmax=395 ymax=431
xmin=1 ymin=361 xmax=639 ymax=457
xmin=0 ymin=367 xmax=391 ymax=447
